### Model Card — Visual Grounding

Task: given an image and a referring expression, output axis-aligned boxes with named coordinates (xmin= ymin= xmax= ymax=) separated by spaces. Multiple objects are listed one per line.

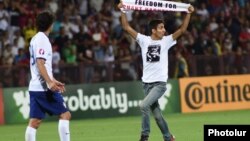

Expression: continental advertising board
xmin=2 ymin=80 xmax=179 ymax=124
xmin=179 ymin=75 xmax=250 ymax=113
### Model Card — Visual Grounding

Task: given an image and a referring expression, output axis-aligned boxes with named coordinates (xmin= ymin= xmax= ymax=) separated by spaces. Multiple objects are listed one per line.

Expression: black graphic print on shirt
xmin=146 ymin=45 xmax=161 ymax=62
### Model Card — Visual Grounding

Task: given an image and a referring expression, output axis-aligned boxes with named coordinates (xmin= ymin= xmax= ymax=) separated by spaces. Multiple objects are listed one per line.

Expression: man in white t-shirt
xmin=118 ymin=3 xmax=194 ymax=141
xmin=25 ymin=11 xmax=71 ymax=141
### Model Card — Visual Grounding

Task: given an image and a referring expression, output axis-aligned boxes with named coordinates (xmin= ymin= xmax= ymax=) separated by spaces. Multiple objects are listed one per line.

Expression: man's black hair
xmin=148 ymin=19 xmax=164 ymax=34
xmin=36 ymin=11 xmax=54 ymax=32
xmin=114 ymin=0 xmax=120 ymax=5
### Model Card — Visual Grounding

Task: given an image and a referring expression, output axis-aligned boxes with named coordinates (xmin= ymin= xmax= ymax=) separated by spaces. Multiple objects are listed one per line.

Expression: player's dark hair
xmin=148 ymin=19 xmax=164 ymax=34
xmin=36 ymin=11 xmax=54 ymax=32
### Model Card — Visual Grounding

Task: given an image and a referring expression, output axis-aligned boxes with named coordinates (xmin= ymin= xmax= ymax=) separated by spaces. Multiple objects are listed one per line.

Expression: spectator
xmin=77 ymin=35 xmax=95 ymax=83
xmin=78 ymin=0 xmax=90 ymax=20
xmin=62 ymin=39 xmax=77 ymax=64
xmin=7 ymin=1 xmax=21 ymax=37
xmin=52 ymin=44 xmax=61 ymax=78
xmin=11 ymin=38 xmax=19 ymax=56
xmin=196 ymin=3 xmax=209 ymax=22
xmin=54 ymin=26 xmax=69 ymax=59
xmin=239 ymin=23 xmax=250 ymax=49
xmin=13 ymin=30 xmax=25 ymax=49
xmin=103 ymin=39 xmax=115 ymax=81
xmin=23 ymin=18 xmax=36 ymax=46
xmin=47 ymin=0 xmax=59 ymax=14
xmin=0 ymin=1 xmax=9 ymax=32
xmin=115 ymin=43 xmax=137 ymax=81
xmin=174 ymin=52 xmax=189 ymax=78
xmin=13 ymin=48 xmax=29 ymax=65
xmin=90 ymin=0 xmax=103 ymax=12
xmin=2 ymin=44 xmax=14 ymax=66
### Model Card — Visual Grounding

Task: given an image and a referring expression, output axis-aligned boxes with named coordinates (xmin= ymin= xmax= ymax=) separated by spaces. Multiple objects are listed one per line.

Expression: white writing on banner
xmin=11 ymin=84 xmax=173 ymax=120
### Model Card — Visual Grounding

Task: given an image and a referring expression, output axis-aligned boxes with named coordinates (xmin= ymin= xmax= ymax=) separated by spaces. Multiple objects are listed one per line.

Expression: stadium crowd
xmin=0 ymin=0 xmax=249 ymax=87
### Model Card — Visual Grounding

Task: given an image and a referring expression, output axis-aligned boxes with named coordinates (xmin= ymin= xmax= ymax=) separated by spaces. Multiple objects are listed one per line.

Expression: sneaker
xmin=139 ymin=135 xmax=149 ymax=141
xmin=164 ymin=134 xmax=175 ymax=141
xmin=170 ymin=134 xmax=175 ymax=141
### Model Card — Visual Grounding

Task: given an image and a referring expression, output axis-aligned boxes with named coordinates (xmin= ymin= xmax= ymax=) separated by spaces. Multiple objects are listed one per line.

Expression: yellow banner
xmin=179 ymin=75 xmax=250 ymax=113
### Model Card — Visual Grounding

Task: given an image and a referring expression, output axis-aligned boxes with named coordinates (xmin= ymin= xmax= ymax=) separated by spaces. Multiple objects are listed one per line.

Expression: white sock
xmin=58 ymin=120 xmax=70 ymax=141
xmin=25 ymin=126 xmax=36 ymax=141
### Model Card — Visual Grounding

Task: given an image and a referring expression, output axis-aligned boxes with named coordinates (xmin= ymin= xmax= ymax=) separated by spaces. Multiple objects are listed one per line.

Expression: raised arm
xmin=172 ymin=5 xmax=194 ymax=40
xmin=118 ymin=3 xmax=138 ymax=39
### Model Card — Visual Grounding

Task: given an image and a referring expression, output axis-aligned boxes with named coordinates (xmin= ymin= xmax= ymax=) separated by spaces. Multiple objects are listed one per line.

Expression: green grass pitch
xmin=0 ymin=110 xmax=249 ymax=141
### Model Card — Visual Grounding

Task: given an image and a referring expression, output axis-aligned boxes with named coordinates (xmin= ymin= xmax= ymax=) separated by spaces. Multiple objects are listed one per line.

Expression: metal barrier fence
xmin=1 ymin=54 xmax=250 ymax=88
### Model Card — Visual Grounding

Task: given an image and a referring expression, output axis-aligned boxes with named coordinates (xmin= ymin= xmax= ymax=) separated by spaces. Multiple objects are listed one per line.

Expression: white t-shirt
xmin=28 ymin=32 xmax=53 ymax=91
xmin=136 ymin=33 xmax=176 ymax=83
